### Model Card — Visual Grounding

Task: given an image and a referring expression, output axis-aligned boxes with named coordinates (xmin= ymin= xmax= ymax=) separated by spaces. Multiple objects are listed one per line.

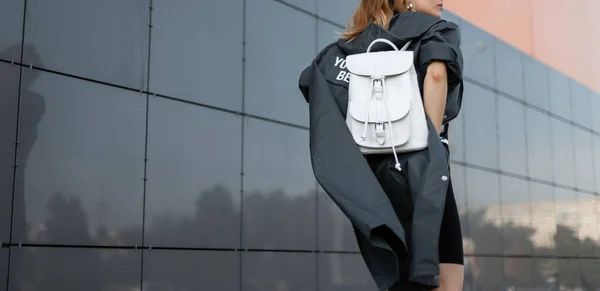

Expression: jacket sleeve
xmin=417 ymin=21 xmax=464 ymax=123
xmin=299 ymin=65 xmax=312 ymax=102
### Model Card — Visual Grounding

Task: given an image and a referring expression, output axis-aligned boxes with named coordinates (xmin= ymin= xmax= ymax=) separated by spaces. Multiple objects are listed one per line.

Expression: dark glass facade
xmin=1 ymin=1 xmax=599 ymax=290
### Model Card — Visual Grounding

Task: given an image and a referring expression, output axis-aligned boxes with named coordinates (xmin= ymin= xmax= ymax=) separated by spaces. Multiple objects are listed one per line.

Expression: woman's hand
xmin=423 ymin=61 xmax=448 ymax=134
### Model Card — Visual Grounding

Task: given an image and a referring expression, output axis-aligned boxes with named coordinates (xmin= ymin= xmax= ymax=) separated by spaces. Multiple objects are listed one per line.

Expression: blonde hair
xmin=340 ymin=0 xmax=414 ymax=40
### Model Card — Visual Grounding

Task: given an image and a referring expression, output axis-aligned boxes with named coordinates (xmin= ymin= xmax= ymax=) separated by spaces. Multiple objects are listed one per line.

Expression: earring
xmin=407 ymin=2 xmax=414 ymax=10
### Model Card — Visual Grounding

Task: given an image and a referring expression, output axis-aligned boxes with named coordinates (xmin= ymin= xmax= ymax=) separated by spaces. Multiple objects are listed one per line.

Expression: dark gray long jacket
xmin=298 ymin=12 xmax=464 ymax=290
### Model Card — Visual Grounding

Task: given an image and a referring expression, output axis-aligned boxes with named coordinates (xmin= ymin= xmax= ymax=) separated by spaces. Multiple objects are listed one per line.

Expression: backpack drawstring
xmin=360 ymin=76 xmax=402 ymax=172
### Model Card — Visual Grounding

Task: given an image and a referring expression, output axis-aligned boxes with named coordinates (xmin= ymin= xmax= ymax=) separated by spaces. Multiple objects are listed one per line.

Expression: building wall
xmin=446 ymin=0 xmax=600 ymax=94
xmin=0 ymin=0 xmax=599 ymax=290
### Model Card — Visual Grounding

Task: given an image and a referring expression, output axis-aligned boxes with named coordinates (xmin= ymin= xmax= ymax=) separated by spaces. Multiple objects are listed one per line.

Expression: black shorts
xmin=365 ymin=154 xmax=464 ymax=266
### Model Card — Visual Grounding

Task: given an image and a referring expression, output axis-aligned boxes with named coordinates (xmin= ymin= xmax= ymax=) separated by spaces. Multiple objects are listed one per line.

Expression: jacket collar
xmin=337 ymin=12 xmax=443 ymax=55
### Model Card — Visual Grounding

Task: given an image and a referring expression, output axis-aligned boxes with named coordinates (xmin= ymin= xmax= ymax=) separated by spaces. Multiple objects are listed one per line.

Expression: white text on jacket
xmin=334 ymin=56 xmax=350 ymax=83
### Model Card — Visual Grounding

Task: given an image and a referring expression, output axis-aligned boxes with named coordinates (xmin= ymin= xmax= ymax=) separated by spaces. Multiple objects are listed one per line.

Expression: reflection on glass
xmin=150 ymin=0 xmax=243 ymax=111
xmin=573 ymin=128 xmax=594 ymax=192
xmin=0 ymin=248 xmax=7 ymax=289
xmin=592 ymin=91 xmax=600 ymax=133
xmin=548 ymin=68 xmax=571 ymax=120
xmin=469 ymin=257 xmax=504 ymax=290
xmin=551 ymin=118 xmax=575 ymax=187
xmin=569 ymin=80 xmax=592 ymax=128
xmin=504 ymin=258 xmax=533 ymax=290
xmin=242 ymin=252 xmax=316 ymax=291
xmin=463 ymin=82 xmax=498 ymax=169
xmin=494 ymin=40 xmax=524 ymax=100
xmin=580 ymin=260 xmax=600 ymax=290
xmin=0 ymin=0 xmax=24 ymax=61
xmin=460 ymin=20 xmax=495 ymax=87
xmin=142 ymin=250 xmax=239 ymax=290
xmin=529 ymin=182 xmax=557 ymax=256
xmin=554 ymin=188 xmax=580 ymax=257
xmin=595 ymin=136 xmax=600 ymax=193
xmin=242 ymin=118 xmax=315 ymax=250
xmin=558 ymin=259 xmax=582 ymax=290
xmin=14 ymin=69 xmax=146 ymax=246
xmin=465 ymin=168 xmax=502 ymax=255
xmin=9 ymin=247 xmax=141 ymax=291
xmin=317 ymin=0 xmax=360 ymax=27
xmin=0 ymin=61 xmax=19 ymax=242
xmin=578 ymin=193 xmax=598 ymax=257
xmin=500 ymin=176 xmax=532 ymax=255
xmin=24 ymin=0 xmax=149 ymax=89
xmin=497 ymin=97 xmax=527 ymax=176
xmin=532 ymin=259 xmax=558 ymax=289
xmin=318 ymin=254 xmax=375 ymax=291
xmin=523 ymin=55 xmax=550 ymax=110
xmin=317 ymin=185 xmax=359 ymax=252
xmin=526 ymin=108 xmax=553 ymax=182
xmin=145 ymin=97 xmax=242 ymax=248
xmin=245 ymin=0 xmax=314 ymax=126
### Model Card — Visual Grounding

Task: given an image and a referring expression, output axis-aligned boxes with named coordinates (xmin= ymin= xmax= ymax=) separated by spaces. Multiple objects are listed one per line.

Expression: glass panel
xmin=523 ymin=56 xmax=550 ymax=110
xmin=548 ymin=68 xmax=571 ymax=121
xmin=149 ymin=0 xmax=243 ymax=111
xmin=526 ymin=108 xmax=553 ymax=182
xmin=463 ymin=82 xmax=498 ymax=169
xmin=242 ymin=118 xmax=315 ymax=250
xmin=551 ymin=119 xmax=575 ymax=187
xmin=500 ymin=176 xmax=532 ymax=255
xmin=494 ymin=40 xmax=524 ymax=100
xmin=529 ymin=182 xmax=557 ymax=256
xmin=317 ymin=20 xmax=341 ymax=52
xmin=13 ymin=69 xmax=145 ymax=246
xmin=460 ymin=20 xmax=495 ymax=88
xmin=579 ymin=193 xmax=598 ymax=257
xmin=0 ymin=248 xmax=7 ymax=290
xmin=0 ymin=63 xmax=19 ymax=242
xmin=0 ymin=0 xmax=24 ymax=61
xmin=595 ymin=136 xmax=600 ymax=193
xmin=532 ymin=258 xmax=559 ymax=289
xmin=317 ymin=185 xmax=358 ymax=252
xmin=144 ymin=98 xmax=242 ymax=248
xmin=554 ymin=188 xmax=580 ymax=257
xmin=570 ymin=80 xmax=592 ymax=128
xmin=245 ymin=0 xmax=314 ymax=127
xmin=317 ymin=0 xmax=360 ymax=27
xmin=573 ymin=128 xmax=594 ymax=192
xmin=470 ymin=257 xmax=504 ymax=290
xmin=581 ymin=260 xmax=600 ymax=290
xmin=465 ymin=168 xmax=502 ymax=255
xmin=285 ymin=0 xmax=316 ymax=14
xmin=448 ymin=107 xmax=465 ymax=162
xmin=242 ymin=252 xmax=316 ymax=291
xmin=8 ymin=247 xmax=141 ymax=291
xmin=318 ymin=254 xmax=376 ymax=291
xmin=498 ymin=97 xmax=527 ymax=176
xmin=450 ymin=164 xmax=468 ymax=239
xmin=591 ymin=91 xmax=600 ymax=133
xmin=441 ymin=10 xmax=462 ymax=25
xmin=23 ymin=0 xmax=149 ymax=89
xmin=463 ymin=256 xmax=474 ymax=290
xmin=558 ymin=259 xmax=582 ymax=290
xmin=142 ymin=250 xmax=239 ymax=291
xmin=504 ymin=258 xmax=533 ymax=290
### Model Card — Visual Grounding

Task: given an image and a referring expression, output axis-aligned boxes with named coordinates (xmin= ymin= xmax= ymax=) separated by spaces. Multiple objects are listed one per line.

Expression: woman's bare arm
xmin=422 ymin=61 xmax=448 ymax=134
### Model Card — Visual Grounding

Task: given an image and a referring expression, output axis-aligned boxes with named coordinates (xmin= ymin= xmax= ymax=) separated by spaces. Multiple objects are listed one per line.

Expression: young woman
xmin=342 ymin=1 xmax=464 ymax=290
xmin=299 ymin=0 xmax=464 ymax=290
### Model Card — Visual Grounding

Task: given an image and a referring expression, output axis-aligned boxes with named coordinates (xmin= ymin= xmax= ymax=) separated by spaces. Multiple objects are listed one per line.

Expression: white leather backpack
xmin=345 ymin=38 xmax=428 ymax=172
